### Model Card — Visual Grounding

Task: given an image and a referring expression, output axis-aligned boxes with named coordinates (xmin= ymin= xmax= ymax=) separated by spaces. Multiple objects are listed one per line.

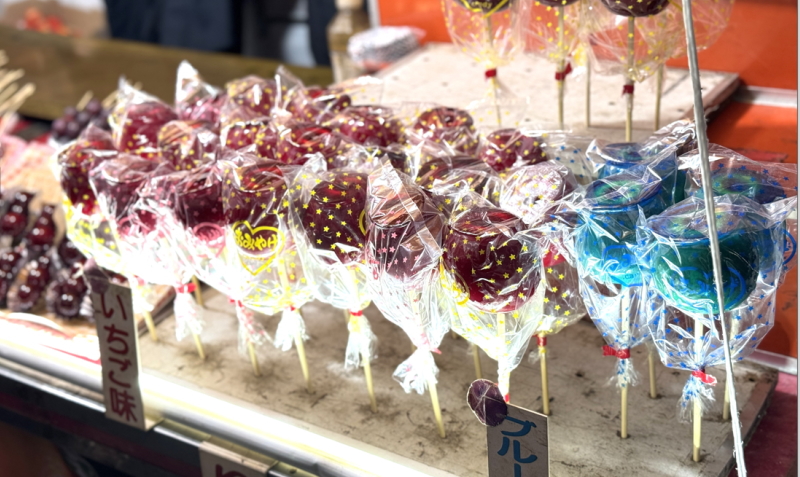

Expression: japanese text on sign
xmin=488 ymin=404 xmax=549 ymax=477
xmin=89 ymin=277 xmax=148 ymax=429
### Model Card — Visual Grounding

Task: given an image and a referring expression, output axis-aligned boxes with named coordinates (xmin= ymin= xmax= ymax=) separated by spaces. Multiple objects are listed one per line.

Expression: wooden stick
xmin=484 ymin=16 xmax=502 ymax=127
xmin=191 ymin=276 xmax=204 ymax=308
xmin=428 ymin=377 xmax=446 ymax=438
xmin=654 ymin=64 xmax=664 ymax=131
xmin=693 ymin=321 xmax=704 ymax=462
xmin=101 ymin=89 xmax=118 ymax=110
xmin=248 ymin=340 xmax=261 ymax=376
xmin=76 ymin=91 xmax=93 ymax=111
xmin=0 ymin=83 xmax=35 ymax=116
xmin=723 ymin=318 xmax=738 ymax=420
xmin=295 ymin=327 xmax=311 ymax=392
xmin=0 ymin=69 xmax=24 ymax=95
xmin=349 ymin=267 xmax=376 ymax=412
xmin=625 ymin=17 xmax=635 ymax=142
xmin=621 ymin=385 xmax=629 ymax=439
xmin=277 ymin=260 xmax=310 ymax=390
xmin=497 ymin=313 xmax=511 ymax=401
xmin=362 ymin=348 xmax=378 ymax=412
xmin=472 ymin=343 xmax=483 ymax=380
xmin=193 ymin=332 xmax=206 ymax=360
xmin=143 ymin=310 xmax=158 ymax=342
xmin=0 ymin=83 xmax=19 ymax=111
xmin=557 ymin=6 xmax=566 ymax=130
xmin=539 ymin=335 xmax=550 ymax=415
xmin=648 ymin=348 xmax=658 ymax=399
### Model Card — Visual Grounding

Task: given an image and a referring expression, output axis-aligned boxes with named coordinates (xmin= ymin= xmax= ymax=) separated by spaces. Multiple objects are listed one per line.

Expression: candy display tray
xmin=137 ymin=287 xmax=776 ymax=477
xmin=377 ymin=43 xmax=740 ymax=144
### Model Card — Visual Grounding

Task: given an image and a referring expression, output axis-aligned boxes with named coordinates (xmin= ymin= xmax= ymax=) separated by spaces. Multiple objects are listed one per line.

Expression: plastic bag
xmin=679 ymin=144 xmax=798 ymax=276
xmin=109 ymin=78 xmax=178 ymax=159
xmin=218 ymin=152 xmax=313 ymax=353
xmin=437 ymin=191 xmax=542 ymax=400
xmin=637 ymin=194 xmax=795 ymax=420
xmin=442 ymin=0 xmax=524 ymax=102
xmin=157 ymin=120 xmax=219 ymax=171
xmin=583 ymin=0 xmax=682 ymax=84
xmin=175 ymin=61 xmax=226 ymax=126
xmin=366 ymin=162 xmax=448 ymax=394
xmin=498 ymin=161 xmax=578 ymax=227
xmin=287 ymin=156 xmax=375 ymax=370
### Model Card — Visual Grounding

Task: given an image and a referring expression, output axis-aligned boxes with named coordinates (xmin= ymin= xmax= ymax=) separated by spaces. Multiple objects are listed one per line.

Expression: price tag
xmin=86 ymin=266 xmax=156 ymax=431
xmin=199 ymin=441 xmax=272 ymax=477
xmin=487 ymin=403 xmax=549 ymax=477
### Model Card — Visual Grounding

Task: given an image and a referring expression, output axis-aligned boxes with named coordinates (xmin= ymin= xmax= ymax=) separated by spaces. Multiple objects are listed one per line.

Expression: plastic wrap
xmin=366 ymin=162 xmax=448 ymax=394
xmin=422 ymin=154 xmax=504 ymax=212
xmin=662 ymin=0 xmax=734 ymax=58
xmin=520 ymin=0 xmax=583 ymax=119
xmin=175 ymin=61 xmax=226 ymax=126
xmin=157 ymin=120 xmax=219 ymax=171
xmin=287 ymin=156 xmax=375 ymax=370
xmin=584 ymin=0 xmax=682 ymax=84
xmin=220 ymin=75 xmax=280 ymax=127
xmin=438 ymin=192 xmax=542 ymax=399
xmin=169 ymin=161 xmax=270 ymax=356
xmin=218 ymin=152 xmax=313 ymax=354
xmin=637 ymin=194 xmax=795 ymax=420
xmin=278 ymin=66 xmax=354 ymax=125
xmin=567 ymin=158 xmax=673 ymax=386
xmin=115 ymin=167 xmax=204 ymax=342
xmin=679 ymin=145 xmax=798 ymax=276
xmin=220 ymin=118 xmax=277 ymax=159
xmin=442 ymin=0 xmax=523 ymax=102
xmin=406 ymin=105 xmax=480 ymax=155
xmin=327 ymin=105 xmax=404 ymax=148
xmin=498 ymin=161 xmax=578 ymax=227
xmin=109 ymin=78 xmax=178 ymax=159
xmin=274 ymin=121 xmax=352 ymax=166
xmin=478 ymin=127 xmax=550 ymax=172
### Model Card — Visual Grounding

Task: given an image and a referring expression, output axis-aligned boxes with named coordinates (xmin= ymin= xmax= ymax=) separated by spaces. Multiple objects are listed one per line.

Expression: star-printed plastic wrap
xmin=498 ymin=161 xmax=578 ymax=227
xmin=442 ymin=0 xmax=523 ymax=102
xmin=366 ymin=162 xmax=448 ymax=394
xmin=288 ymin=156 xmax=375 ymax=370
xmin=422 ymin=154 xmax=504 ymax=214
xmin=109 ymin=78 xmax=178 ymax=160
xmin=220 ymin=118 xmax=277 ymax=159
xmin=219 ymin=75 xmax=281 ymax=127
xmin=157 ymin=120 xmax=219 ymax=171
xmin=218 ymin=152 xmax=314 ymax=354
xmin=584 ymin=0 xmax=682 ymax=83
xmin=327 ymin=105 xmax=404 ymax=148
xmin=520 ymin=0 xmax=583 ymax=99
xmin=405 ymin=105 xmax=481 ymax=155
xmin=169 ymin=159 xmax=269 ymax=355
xmin=679 ymin=145 xmax=798 ymax=277
xmin=438 ymin=192 xmax=542 ymax=400
xmin=637 ymin=194 xmax=796 ymax=420
xmin=175 ymin=61 xmax=226 ymax=126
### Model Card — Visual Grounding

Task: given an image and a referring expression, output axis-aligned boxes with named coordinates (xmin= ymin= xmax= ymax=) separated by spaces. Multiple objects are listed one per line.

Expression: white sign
xmin=199 ymin=441 xmax=272 ymax=477
xmin=88 ymin=270 xmax=153 ymax=430
xmin=487 ymin=403 xmax=549 ymax=477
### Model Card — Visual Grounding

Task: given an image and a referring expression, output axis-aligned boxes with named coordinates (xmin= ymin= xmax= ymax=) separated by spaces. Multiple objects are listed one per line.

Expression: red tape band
xmin=555 ymin=63 xmax=573 ymax=81
xmin=602 ymin=345 xmax=631 ymax=359
xmin=485 ymin=68 xmax=498 ymax=79
xmin=622 ymin=84 xmax=635 ymax=95
xmin=691 ymin=368 xmax=717 ymax=385
xmin=537 ymin=335 xmax=547 ymax=347
xmin=349 ymin=310 xmax=363 ymax=316
xmin=176 ymin=283 xmax=196 ymax=294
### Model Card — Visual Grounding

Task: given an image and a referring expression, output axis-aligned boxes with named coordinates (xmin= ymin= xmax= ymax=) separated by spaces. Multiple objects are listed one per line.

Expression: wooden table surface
xmin=0 ymin=26 xmax=333 ymax=121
